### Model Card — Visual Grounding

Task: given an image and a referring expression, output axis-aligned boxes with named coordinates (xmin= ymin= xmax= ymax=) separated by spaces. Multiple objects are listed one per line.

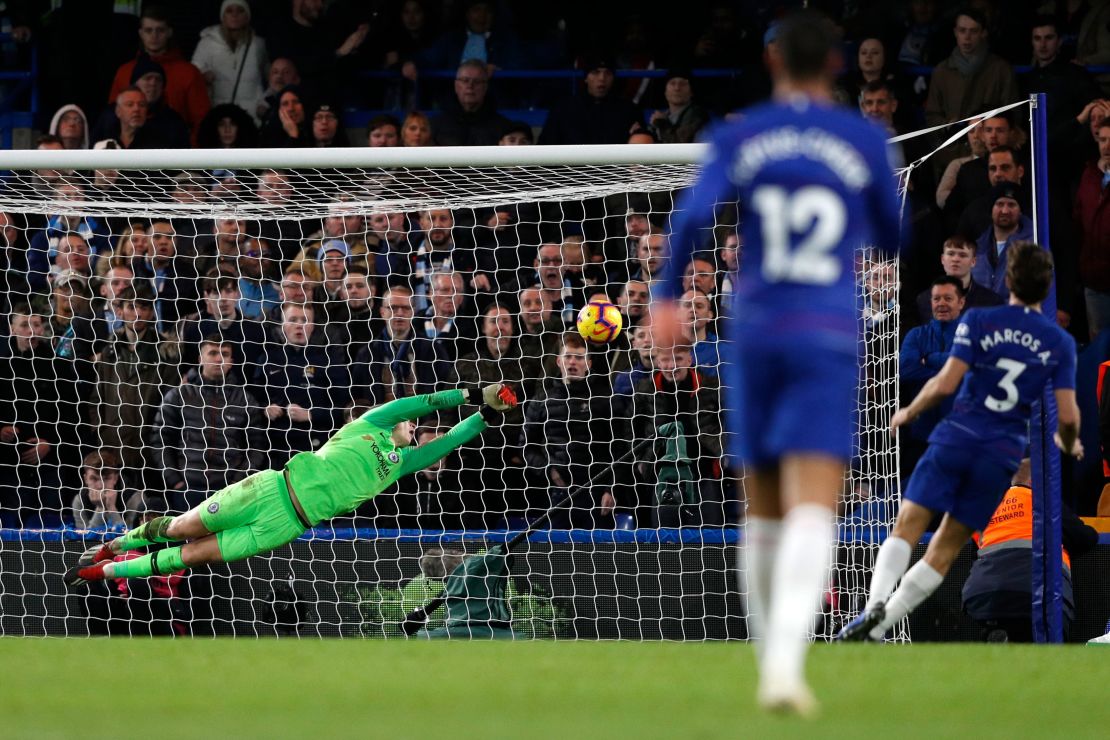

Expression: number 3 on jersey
xmin=753 ymin=184 xmax=847 ymax=285
xmin=986 ymin=357 xmax=1026 ymax=412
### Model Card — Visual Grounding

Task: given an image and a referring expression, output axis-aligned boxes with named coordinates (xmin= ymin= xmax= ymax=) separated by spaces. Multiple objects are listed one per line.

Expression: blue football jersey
xmin=931 ymin=304 xmax=1077 ymax=463
xmin=660 ymin=97 xmax=902 ymax=346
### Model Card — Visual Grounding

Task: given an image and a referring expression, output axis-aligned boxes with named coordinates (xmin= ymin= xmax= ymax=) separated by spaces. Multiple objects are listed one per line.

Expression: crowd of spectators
xmin=1 ymin=1 xmax=1110 ymax=533
xmin=0 ymin=181 xmax=743 ymax=529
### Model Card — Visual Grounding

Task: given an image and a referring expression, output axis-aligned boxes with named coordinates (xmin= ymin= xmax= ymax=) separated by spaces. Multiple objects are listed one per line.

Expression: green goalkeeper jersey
xmin=284 ymin=390 xmax=485 ymax=525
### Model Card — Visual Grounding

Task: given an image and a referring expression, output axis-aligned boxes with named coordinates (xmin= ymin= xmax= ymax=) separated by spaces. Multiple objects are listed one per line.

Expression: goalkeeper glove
xmin=468 ymin=384 xmax=519 ymax=411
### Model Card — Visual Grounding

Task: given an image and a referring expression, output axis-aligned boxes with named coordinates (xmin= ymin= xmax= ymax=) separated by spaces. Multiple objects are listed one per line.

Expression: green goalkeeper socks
xmin=113 ymin=516 xmax=177 ymax=553
xmin=109 ymin=546 xmax=189 ymax=579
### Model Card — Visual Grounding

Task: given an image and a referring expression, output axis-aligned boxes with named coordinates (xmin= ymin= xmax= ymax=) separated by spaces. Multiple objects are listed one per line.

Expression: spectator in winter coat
xmin=924 ymin=10 xmax=1018 ymax=129
xmin=1 ymin=305 xmax=80 ymax=526
xmin=254 ymin=302 xmax=350 ymax=468
xmin=431 ymin=59 xmax=510 ymax=146
xmin=455 ymin=302 xmax=538 ymax=513
xmin=191 ymin=0 xmax=269 ymax=124
xmin=178 ymin=273 xmax=267 ymax=371
xmin=97 ymin=60 xmax=193 ymax=149
xmin=108 ymin=7 xmax=210 ymax=138
xmin=91 ymin=287 xmax=180 ymax=483
xmin=632 ymin=344 xmax=725 ymax=525
xmin=521 ymin=332 xmax=623 ymax=527
xmin=540 ymin=56 xmax=643 ymax=145
xmin=152 ymin=336 xmax=267 ymax=511
xmin=353 ymin=285 xmax=445 ymax=404
xmin=899 ymin=277 xmax=966 ymax=468
xmin=971 ymin=183 xmax=1034 ymax=299
xmin=649 ymin=68 xmax=710 ymax=144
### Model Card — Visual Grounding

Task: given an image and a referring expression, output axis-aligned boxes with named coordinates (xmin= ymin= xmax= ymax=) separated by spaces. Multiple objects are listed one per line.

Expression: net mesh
xmin=0 ymin=108 xmax=1029 ymax=637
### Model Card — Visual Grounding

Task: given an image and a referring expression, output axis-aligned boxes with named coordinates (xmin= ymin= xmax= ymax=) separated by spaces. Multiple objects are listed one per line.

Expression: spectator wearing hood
xmin=192 ymin=0 xmax=269 ymax=125
xmin=539 ymin=55 xmax=643 ymax=145
xmin=258 ymin=84 xmax=312 ymax=147
xmin=49 ymin=104 xmax=89 ymax=149
xmin=108 ymin=5 xmax=210 ymax=138
xmin=196 ymin=102 xmax=259 ymax=148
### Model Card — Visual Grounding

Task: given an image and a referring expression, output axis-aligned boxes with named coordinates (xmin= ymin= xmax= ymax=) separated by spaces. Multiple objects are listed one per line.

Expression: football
xmin=576 ymin=298 xmax=624 ymax=344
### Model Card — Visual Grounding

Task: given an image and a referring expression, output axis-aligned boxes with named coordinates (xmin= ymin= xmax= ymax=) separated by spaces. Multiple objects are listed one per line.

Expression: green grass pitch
xmin=2 ymin=640 xmax=1107 ymax=739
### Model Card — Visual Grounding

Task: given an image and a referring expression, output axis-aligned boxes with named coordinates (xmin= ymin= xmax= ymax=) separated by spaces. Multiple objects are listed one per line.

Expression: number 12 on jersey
xmin=753 ymin=184 xmax=847 ymax=286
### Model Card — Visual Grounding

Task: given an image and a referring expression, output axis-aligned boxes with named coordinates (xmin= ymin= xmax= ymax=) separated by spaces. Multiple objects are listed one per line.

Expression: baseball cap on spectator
xmin=221 ymin=0 xmax=251 ymax=20
xmin=318 ymin=239 xmax=350 ymax=263
xmin=582 ymin=54 xmax=615 ymax=73
xmin=990 ymin=182 xmax=1023 ymax=210
xmin=93 ymin=139 xmax=120 ymax=150
xmin=130 ymin=54 xmax=166 ymax=85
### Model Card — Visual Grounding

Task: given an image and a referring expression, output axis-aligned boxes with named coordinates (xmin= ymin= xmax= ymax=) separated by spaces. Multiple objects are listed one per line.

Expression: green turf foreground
xmin=1 ymin=640 xmax=1107 ymax=739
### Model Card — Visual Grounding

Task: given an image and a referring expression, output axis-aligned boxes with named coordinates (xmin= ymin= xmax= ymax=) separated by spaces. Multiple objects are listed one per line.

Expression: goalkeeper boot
xmin=835 ymin=600 xmax=886 ymax=642
xmin=78 ymin=542 xmax=115 ymax=566
xmin=64 ymin=561 xmax=112 ymax=588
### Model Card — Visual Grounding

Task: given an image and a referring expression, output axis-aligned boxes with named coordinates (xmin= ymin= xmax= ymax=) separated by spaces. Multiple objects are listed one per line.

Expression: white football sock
xmin=740 ymin=517 xmax=782 ymax=648
xmin=760 ymin=504 xmax=834 ymax=686
xmin=871 ymin=559 xmax=945 ymax=639
xmin=866 ymin=536 xmax=913 ymax=610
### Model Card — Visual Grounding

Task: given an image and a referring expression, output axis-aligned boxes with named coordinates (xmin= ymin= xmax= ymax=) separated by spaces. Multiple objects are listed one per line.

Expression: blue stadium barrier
xmin=14 ymin=526 xmax=1110 ymax=545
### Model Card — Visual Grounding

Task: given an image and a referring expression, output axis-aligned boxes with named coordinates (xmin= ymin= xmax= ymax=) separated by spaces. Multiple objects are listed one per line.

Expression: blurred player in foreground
xmin=66 ymin=385 xmax=517 ymax=585
xmin=838 ymin=242 xmax=1081 ymax=641
xmin=654 ymin=10 xmax=901 ymax=715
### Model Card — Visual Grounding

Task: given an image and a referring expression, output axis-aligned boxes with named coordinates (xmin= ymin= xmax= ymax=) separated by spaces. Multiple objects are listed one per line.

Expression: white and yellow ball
xmin=576 ymin=298 xmax=624 ymax=344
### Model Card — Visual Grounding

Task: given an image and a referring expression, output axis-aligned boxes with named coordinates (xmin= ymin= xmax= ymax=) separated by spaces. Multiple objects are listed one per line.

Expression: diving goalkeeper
xmin=65 ymin=385 xmax=518 ymax=586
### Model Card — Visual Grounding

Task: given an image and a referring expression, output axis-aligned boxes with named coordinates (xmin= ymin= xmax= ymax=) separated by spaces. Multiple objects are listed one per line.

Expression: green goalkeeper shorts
xmin=197 ymin=470 xmax=307 ymax=563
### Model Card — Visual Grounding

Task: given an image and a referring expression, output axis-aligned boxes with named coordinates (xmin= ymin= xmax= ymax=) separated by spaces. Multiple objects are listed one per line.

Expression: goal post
xmin=0 ymin=104 xmax=1052 ymax=639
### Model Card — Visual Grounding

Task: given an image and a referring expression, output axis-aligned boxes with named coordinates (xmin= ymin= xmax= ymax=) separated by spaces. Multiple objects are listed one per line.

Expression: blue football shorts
xmin=721 ymin=330 xmax=858 ymax=468
xmin=902 ymin=443 xmax=1018 ymax=530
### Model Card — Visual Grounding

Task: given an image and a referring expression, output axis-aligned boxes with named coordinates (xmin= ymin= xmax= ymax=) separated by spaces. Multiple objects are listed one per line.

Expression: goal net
xmin=0 ymin=102 xmax=1041 ymax=638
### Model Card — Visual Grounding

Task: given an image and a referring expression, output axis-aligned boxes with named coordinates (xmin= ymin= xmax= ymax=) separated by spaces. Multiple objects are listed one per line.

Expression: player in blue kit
xmin=838 ymin=242 xmax=1082 ymax=642
xmin=652 ymin=11 xmax=901 ymax=714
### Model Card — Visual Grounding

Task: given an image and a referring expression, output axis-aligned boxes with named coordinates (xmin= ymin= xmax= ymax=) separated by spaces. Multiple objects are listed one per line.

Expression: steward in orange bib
xmin=962 ymin=458 xmax=1098 ymax=641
